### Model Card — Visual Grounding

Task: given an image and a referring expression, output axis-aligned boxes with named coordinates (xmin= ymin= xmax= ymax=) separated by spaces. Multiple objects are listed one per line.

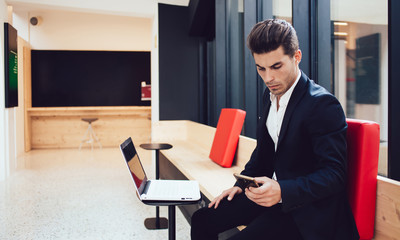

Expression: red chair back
xmin=346 ymin=119 xmax=380 ymax=240
xmin=209 ymin=108 xmax=246 ymax=168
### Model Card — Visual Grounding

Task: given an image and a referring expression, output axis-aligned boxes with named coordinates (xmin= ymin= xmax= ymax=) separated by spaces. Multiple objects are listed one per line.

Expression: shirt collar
xmin=269 ymin=70 xmax=301 ymax=107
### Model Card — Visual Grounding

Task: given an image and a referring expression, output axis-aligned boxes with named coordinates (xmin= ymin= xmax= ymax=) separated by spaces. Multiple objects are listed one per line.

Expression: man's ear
xmin=294 ymin=49 xmax=302 ymax=63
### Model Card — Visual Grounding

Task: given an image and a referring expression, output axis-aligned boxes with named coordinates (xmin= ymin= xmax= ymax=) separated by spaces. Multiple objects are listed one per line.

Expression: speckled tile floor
xmin=0 ymin=148 xmax=191 ymax=240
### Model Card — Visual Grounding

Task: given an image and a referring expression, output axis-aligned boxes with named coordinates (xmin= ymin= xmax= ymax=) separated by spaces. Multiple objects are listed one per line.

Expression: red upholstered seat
xmin=346 ymin=119 xmax=380 ymax=240
xmin=209 ymin=108 xmax=246 ymax=168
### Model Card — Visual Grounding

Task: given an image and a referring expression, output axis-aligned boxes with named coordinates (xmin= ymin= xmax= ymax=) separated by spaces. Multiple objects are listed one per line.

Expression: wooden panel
xmin=23 ymin=46 xmax=32 ymax=152
xmin=374 ymin=176 xmax=400 ymax=240
xmin=27 ymin=106 xmax=150 ymax=117
xmin=28 ymin=107 xmax=151 ymax=149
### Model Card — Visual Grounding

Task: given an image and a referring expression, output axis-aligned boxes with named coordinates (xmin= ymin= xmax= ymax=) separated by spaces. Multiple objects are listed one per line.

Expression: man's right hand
xmin=208 ymin=186 xmax=243 ymax=209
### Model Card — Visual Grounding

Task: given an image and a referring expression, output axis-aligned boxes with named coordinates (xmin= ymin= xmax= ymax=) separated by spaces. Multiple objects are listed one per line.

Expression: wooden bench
xmin=152 ymin=120 xmax=255 ymax=203
xmin=152 ymin=120 xmax=400 ymax=240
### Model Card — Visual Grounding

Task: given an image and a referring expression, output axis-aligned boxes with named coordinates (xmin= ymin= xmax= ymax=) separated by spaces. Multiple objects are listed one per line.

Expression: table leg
xmin=155 ymin=149 xmax=160 ymax=179
xmin=144 ymin=149 xmax=168 ymax=229
xmin=168 ymin=205 xmax=176 ymax=240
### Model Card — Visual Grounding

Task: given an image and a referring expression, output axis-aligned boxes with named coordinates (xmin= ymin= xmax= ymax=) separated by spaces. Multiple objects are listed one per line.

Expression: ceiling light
xmin=334 ymin=22 xmax=348 ymax=26
xmin=334 ymin=32 xmax=348 ymax=36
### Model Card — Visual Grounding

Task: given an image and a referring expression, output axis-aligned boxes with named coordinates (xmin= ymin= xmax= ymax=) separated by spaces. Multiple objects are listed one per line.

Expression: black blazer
xmin=239 ymin=72 xmax=359 ymax=240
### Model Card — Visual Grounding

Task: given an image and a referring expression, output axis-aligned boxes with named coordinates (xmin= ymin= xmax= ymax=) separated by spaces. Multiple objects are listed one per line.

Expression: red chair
xmin=346 ymin=119 xmax=380 ymax=240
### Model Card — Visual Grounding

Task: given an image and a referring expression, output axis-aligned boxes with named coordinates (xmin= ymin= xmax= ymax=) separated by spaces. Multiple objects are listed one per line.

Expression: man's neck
xmin=273 ymin=69 xmax=301 ymax=110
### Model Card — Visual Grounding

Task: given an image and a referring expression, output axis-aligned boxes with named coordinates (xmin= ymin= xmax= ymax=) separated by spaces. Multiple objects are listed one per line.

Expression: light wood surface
xmin=23 ymin=46 xmax=32 ymax=152
xmin=374 ymin=176 xmax=400 ymax=240
xmin=27 ymin=106 xmax=151 ymax=149
xmin=152 ymin=120 xmax=256 ymax=201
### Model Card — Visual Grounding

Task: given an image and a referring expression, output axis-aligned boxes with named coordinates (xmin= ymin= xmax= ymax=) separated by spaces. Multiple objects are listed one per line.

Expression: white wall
xmin=7 ymin=0 xmax=157 ymax=18
xmin=1 ymin=0 xmax=12 ymax=181
xmin=13 ymin=9 xmax=152 ymax=50
xmin=151 ymin=6 xmax=159 ymax=126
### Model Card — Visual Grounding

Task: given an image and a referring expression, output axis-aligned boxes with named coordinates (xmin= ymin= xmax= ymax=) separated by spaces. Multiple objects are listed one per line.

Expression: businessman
xmin=191 ymin=19 xmax=359 ymax=240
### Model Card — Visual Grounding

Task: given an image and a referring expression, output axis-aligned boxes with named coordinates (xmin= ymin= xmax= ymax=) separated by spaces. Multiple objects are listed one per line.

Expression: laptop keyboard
xmin=144 ymin=180 xmax=196 ymax=200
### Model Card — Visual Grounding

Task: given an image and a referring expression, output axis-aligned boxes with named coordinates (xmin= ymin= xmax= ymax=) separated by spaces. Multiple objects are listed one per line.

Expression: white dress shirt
xmin=267 ymin=70 xmax=301 ymax=181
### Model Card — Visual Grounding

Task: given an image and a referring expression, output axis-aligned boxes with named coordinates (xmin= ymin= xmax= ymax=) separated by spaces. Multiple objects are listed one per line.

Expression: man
xmin=191 ymin=19 xmax=359 ymax=240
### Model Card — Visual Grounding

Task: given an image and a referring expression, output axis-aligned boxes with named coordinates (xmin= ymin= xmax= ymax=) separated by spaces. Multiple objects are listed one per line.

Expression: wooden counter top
xmin=27 ymin=106 xmax=151 ymax=116
xmin=25 ymin=106 xmax=151 ymax=151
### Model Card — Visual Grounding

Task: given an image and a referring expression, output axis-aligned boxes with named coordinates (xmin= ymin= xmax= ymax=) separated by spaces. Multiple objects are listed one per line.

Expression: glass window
xmin=226 ymin=0 xmax=245 ymax=109
xmin=331 ymin=0 xmax=388 ymax=176
xmin=272 ymin=0 xmax=292 ymax=23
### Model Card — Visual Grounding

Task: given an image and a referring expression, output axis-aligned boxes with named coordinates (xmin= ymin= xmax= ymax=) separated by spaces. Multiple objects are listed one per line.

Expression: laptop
xmin=120 ymin=137 xmax=201 ymax=203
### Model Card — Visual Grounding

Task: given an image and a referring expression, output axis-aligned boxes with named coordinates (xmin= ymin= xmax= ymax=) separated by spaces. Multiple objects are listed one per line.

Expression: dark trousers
xmin=191 ymin=193 xmax=303 ymax=240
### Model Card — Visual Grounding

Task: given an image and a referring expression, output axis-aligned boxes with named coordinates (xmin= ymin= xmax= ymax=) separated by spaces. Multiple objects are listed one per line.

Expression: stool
xmin=140 ymin=143 xmax=173 ymax=230
xmin=79 ymin=118 xmax=102 ymax=150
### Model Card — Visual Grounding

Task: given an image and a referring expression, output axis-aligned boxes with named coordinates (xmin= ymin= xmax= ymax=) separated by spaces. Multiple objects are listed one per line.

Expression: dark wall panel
xmin=159 ymin=3 xmax=202 ymax=121
xmin=389 ymin=0 xmax=400 ymax=180
xmin=31 ymin=50 xmax=150 ymax=107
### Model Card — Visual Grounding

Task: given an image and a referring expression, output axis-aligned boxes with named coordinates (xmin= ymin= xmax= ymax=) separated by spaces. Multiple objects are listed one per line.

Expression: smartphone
xmin=233 ymin=173 xmax=260 ymax=188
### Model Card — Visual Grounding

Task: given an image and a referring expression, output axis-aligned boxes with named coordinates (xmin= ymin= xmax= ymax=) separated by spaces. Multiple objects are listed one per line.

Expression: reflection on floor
xmin=0 ymin=148 xmax=191 ymax=240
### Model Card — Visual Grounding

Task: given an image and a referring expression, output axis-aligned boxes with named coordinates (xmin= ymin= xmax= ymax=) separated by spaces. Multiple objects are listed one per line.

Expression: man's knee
xmin=191 ymin=207 xmax=218 ymax=240
xmin=191 ymin=207 xmax=209 ymax=229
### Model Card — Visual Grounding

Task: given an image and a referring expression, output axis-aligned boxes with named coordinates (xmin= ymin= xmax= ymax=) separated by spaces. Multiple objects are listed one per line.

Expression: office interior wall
xmin=1 ymin=0 xmax=11 ymax=181
xmin=15 ymin=37 xmax=29 ymax=165
xmin=12 ymin=9 xmax=152 ymax=51
xmin=0 ymin=8 xmax=154 ymax=181
xmin=9 ymin=7 xmax=29 ymax=165
xmin=6 ymin=0 xmax=157 ymax=19
xmin=151 ymin=7 xmax=159 ymax=124
xmin=158 ymin=3 xmax=203 ymax=122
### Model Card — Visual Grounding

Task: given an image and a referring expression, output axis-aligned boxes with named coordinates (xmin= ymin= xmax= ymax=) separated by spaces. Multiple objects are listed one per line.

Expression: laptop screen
xmin=121 ymin=138 xmax=147 ymax=195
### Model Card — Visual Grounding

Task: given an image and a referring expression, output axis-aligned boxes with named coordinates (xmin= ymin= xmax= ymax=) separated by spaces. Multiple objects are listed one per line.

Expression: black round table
xmin=139 ymin=143 xmax=173 ymax=230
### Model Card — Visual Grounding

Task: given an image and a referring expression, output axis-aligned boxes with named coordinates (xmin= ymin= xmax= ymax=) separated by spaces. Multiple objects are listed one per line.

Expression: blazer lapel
xmin=258 ymin=88 xmax=272 ymax=141
xmin=277 ymin=71 xmax=308 ymax=149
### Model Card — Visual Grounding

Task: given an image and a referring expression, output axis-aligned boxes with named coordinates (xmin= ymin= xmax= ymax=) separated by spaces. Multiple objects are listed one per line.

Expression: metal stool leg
xmin=88 ymin=124 xmax=102 ymax=149
xmin=79 ymin=120 xmax=102 ymax=150
xmin=79 ymin=124 xmax=91 ymax=150
xmin=88 ymin=124 xmax=94 ymax=150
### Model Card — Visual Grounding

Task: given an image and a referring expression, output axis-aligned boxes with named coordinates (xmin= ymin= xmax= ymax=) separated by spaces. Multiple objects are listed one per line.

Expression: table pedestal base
xmin=144 ymin=217 xmax=168 ymax=229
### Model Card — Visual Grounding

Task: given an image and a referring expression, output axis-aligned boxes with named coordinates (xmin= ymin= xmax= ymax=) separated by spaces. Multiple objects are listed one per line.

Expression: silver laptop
xmin=120 ymin=137 xmax=201 ymax=202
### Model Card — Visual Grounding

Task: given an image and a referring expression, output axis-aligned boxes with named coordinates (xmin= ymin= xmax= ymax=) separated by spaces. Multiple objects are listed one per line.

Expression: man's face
xmin=253 ymin=46 xmax=301 ymax=100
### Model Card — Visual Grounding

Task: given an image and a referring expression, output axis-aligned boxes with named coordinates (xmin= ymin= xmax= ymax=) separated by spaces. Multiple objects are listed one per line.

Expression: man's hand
xmin=208 ymin=186 xmax=243 ymax=209
xmin=245 ymin=177 xmax=281 ymax=207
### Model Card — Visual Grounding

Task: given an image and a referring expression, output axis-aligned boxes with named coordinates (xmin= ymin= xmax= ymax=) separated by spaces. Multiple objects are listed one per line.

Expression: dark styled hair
xmin=247 ymin=19 xmax=299 ymax=57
